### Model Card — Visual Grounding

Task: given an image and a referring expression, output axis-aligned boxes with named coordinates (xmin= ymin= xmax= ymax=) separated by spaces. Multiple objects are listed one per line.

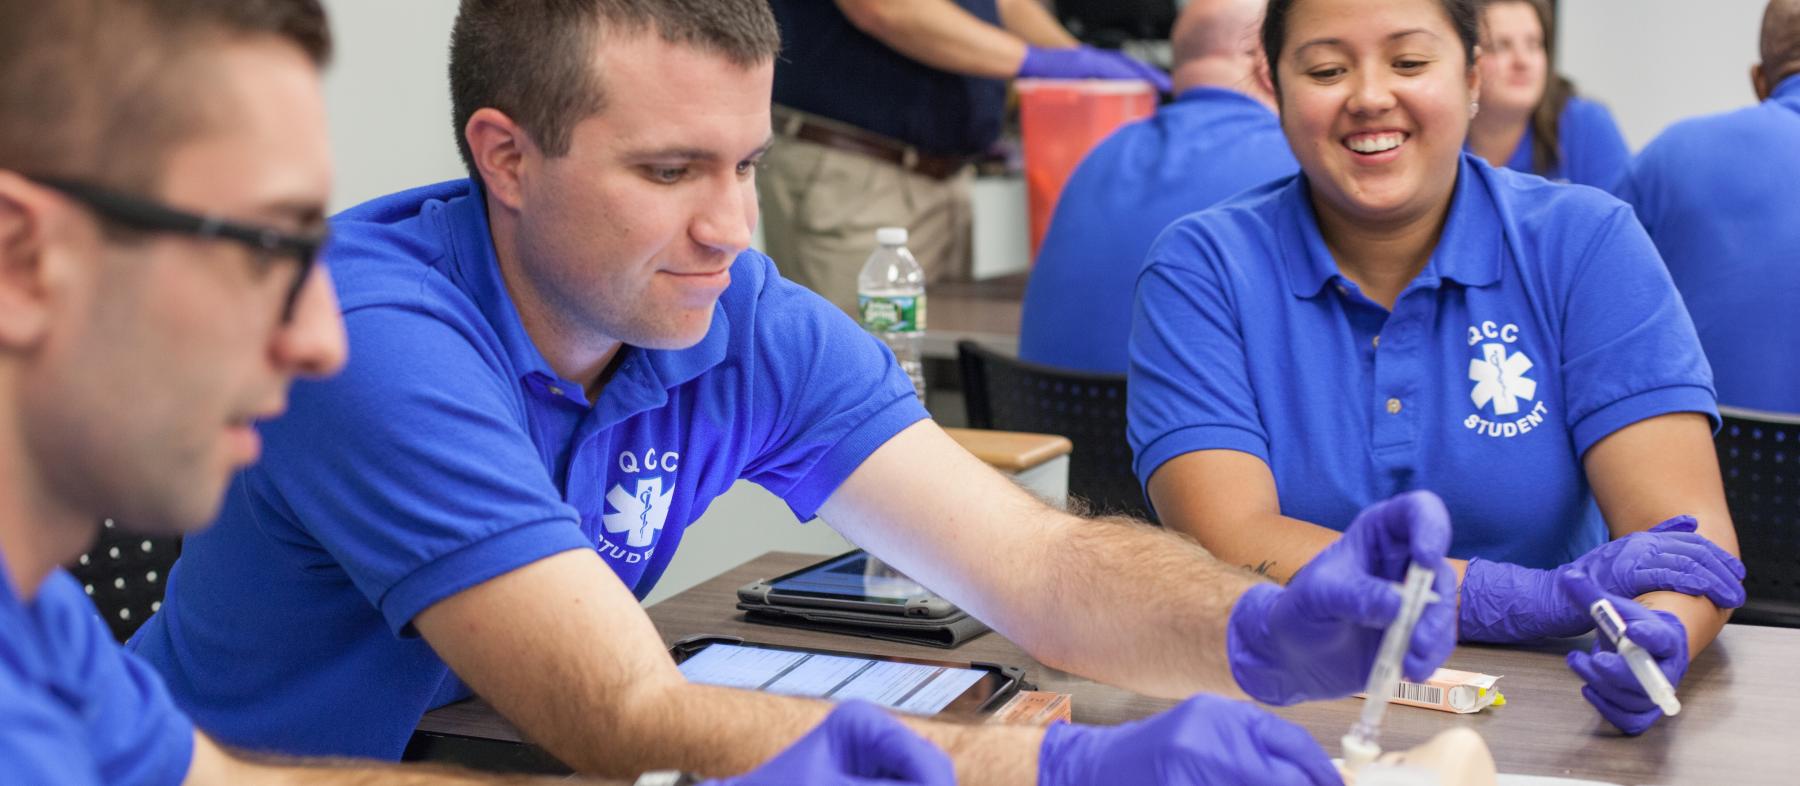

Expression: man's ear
xmin=1468 ymin=43 xmax=1484 ymax=99
xmin=1751 ymin=63 xmax=1771 ymax=102
xmin=0 ymin=172 xmax=60 ymax=349
xmin=465 ymin=108 xmax=536 ymax=212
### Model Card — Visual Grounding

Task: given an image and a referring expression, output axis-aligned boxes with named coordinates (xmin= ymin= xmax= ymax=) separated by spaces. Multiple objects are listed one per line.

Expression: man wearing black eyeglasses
xmin=0 ymin=1 xmax=952 ymax=785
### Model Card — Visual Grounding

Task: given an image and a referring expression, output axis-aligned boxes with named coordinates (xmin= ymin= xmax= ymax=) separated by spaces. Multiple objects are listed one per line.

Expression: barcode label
xmin=1395 ymin=682 xmax=1444 ymax=705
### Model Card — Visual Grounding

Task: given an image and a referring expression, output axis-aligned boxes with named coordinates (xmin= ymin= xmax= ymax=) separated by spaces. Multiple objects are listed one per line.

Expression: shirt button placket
xmin=1370 ymin=292 xmax=1432 ymax=491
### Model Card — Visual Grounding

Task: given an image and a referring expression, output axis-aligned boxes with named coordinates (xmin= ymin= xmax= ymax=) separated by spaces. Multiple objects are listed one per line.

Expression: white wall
xmin=320 ymin=0 xmax=463 ymax=212
xmin=1557 ymin=0 xmax=1767 ymax=150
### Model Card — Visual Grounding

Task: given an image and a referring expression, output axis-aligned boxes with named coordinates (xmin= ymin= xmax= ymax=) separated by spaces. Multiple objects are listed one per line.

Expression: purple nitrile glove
xmin=1558 ymin=569 xmax=1690 ymax=736
xmin=1226 ymin=491 xmax=1458 ymax=706
xmin=1459 ymin=515 xmax=1745 ymax=643
xmin=708 ymin=701 xmax=955 ymax=786
xmin=1037 ymin=694 xmax=1341 ymax=786
xmin=1017 ymin=45 xmax=1172 ymax=92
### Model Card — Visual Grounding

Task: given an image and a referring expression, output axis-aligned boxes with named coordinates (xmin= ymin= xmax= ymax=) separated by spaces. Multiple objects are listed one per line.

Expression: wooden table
xmin=418 ymin=552 xmax=1800 ymax=785
xmin=921 ymin=274 xmax=1025 ymax=360
xmin=942 ymin=427 xmax=1072 ymax=473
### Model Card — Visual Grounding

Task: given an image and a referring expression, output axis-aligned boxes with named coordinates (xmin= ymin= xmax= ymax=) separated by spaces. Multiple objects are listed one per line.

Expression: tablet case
xmin=735 ymin=601 xmax=991 ymax=648
xmin=669 ymin=634 xmax=1028 ymax=712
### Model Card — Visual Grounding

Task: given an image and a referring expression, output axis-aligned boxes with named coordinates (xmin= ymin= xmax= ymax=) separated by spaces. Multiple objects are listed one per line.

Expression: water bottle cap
xmin=876 ymin=227 xmax=908 ymax=246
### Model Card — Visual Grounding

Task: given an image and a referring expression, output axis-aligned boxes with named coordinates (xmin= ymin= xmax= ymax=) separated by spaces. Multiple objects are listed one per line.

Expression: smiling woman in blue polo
xmin=1128 ymin=0 xmax=1746 ymax=736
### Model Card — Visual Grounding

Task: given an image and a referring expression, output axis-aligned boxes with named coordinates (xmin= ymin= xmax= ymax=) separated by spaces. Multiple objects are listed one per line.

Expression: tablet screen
xmin=676 ymin=642 xmax=988 ymax=715
xmin=766 ymin=552 xmax=929 ymax=605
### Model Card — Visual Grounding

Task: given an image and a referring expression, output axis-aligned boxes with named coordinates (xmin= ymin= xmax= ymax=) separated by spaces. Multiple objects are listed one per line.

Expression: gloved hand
xmin=1459 ymin=515 xmax=1744 ymax=643
xmin=1038 ymin=694 xmax=1341 ymax=786
xmin=708 ymin=701 xmax=955 ymax=786
xmin=1558 ymin=569 xmax=1689 ymax=736
xmin=1226 ymin=491 xmax=1458 ymax=706
xmin=1017 ymin=45 xmax=1172 ymax=92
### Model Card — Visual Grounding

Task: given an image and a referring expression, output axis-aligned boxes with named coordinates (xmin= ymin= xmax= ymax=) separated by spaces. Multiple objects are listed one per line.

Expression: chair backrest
xmin=1715 ymin=406 xmax=1800 ymax=628
xmin=957 ymin=341 xmax=1151 ymax=521
xmin=64 ymin=519 xmax=181 ymax=642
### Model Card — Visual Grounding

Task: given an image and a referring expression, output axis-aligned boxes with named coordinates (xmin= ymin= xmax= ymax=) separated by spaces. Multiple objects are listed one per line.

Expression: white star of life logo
xmin=1468 ymin=342 xmax=1538 ymax=415
xmin=602 ymin=477 xmax=673 ymax=548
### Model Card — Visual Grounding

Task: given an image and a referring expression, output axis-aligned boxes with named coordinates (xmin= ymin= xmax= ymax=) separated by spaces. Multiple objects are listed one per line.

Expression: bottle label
xmin=858 ymin=293 xmax=926 ymax=333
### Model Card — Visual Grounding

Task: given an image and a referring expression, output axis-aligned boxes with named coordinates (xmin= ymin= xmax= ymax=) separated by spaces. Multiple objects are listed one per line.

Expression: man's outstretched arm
xmin=818 ymin=420 xmax=1265 ymax=700
xmin=411 ymin=548 xmax=1043 ymax=785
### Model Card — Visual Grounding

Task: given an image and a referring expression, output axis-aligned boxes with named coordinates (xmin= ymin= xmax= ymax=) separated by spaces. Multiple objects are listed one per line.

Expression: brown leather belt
xmin=773 ymin=106 xmax=972 ymax=181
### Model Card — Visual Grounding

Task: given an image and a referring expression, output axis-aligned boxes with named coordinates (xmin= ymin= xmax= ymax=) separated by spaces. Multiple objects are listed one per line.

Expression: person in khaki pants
xmin=0 ymin=1 xmax=951 ymax=784
xmin=760 ymin=0 xmax=1169 ymax=315
xmin=757 ymin=122 xmax=974 ymax=316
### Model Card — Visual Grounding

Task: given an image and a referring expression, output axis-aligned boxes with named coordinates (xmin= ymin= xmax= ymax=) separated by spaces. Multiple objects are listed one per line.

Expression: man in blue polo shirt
xmin=1617 ymin=0 xmax=1800 ymax=413
xmin=1019 ymin=0 xmax=1297 ymax=373
xmin=0 ymin=2 xmax=347 ymax=781
xmin=0 ymin=2 xmax=948 ymax=785
xmin=134 ymin=0 xmax=1461 ymax=783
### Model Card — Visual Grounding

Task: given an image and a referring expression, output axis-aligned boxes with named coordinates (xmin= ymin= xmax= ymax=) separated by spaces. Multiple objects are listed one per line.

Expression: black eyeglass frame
xmin=31 ymin=175 xmax=327 ymax=322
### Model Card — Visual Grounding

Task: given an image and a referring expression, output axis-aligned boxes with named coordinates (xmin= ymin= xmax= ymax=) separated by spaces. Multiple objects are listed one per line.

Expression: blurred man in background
xmin=1618 ymin=0 xmax=1800 ymax=413
xmin=1019 ymin=0 xmax=1296 ymax=373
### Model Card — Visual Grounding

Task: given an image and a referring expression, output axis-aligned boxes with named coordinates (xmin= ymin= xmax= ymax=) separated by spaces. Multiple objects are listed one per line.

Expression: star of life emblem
xmin=602 ymin=477 xmax=674 ymax=548
xmin=1468 ymin=342 xmax=1537 ymax=415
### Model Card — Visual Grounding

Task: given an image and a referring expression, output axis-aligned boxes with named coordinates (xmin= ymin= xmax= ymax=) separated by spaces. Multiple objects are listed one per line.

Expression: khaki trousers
xmin=756 ymin=135 xmax=973 ymax=316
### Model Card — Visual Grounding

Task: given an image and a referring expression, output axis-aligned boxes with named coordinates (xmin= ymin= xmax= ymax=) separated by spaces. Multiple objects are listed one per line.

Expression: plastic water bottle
xmin=857 ymin=227 xmax=927 ymax=401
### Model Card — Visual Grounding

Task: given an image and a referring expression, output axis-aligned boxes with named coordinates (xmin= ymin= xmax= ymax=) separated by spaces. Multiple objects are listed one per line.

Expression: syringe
xmin=1575 ymin=573 xmax=1682 ymax=717
xmin=1341 ymin=562 xmax=1440 ymax=770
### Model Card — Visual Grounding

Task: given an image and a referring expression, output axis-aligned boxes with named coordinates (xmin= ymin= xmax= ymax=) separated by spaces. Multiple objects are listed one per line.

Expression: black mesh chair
xmin=957 ymin=340 xmax=1151 ymax=521
xmin=1715 ymin=406 xmax=1800 ymax=628
xmin=64 ymin=518 xmax=181 ymax=642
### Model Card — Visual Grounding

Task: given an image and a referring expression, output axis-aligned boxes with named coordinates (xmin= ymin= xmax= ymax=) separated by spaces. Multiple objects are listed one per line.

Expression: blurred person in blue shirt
xmin=1465 ymin=0 xmax=1631 ymax=191
xmin=1618 ymin=0 xmax=1800 ymax=414
xmin=0 ymin=2 xmax=345 ymax=782
xmin=1131 ymin=0 xmax=1745 ymax=737
xmin=1020 ymin=0 xmax=1299 ymax=374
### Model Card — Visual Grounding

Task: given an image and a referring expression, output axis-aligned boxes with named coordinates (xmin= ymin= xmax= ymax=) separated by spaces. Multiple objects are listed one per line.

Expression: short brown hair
xmin=448 ymin=0 xmax=781 ymax=185
xmin=0 ymin=0 xmax=331 ymax=193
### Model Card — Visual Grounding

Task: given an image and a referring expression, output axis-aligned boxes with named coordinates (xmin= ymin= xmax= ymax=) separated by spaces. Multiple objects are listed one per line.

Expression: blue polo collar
xmin=438 ymin=181 xmax=731 ymax=416
xmin=1172 ymin=85 xmax=1273 ymax=114
xmin=1773 ymin=73 xmax=1800 ymax=109
xmin=1281 ymin=153 xmax=1503 ymax=300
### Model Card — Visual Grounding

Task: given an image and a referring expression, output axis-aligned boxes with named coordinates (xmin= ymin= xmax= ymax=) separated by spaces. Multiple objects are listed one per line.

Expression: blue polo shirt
xmin=128 ymin=180 xmax=927 ymax=758
xmin=1485 ymin=96 xmax=1631 ymax=192
xmin=1020 ymin=87 xmax=1298 ymax=373
xmin=1617 ymin=75 xmax=1800 ymax=413
xmin=1129 ymin=154 xmax=1715 ymax=568
xmin=2 ymin=557 xmax=194 ymax=785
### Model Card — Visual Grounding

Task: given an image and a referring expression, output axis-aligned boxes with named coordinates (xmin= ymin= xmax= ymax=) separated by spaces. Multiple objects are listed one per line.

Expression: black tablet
xmin=737 ymin=550 xmax=960 ymax=619
xmin=669 ymin=635 xmax=1024 ymax=717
